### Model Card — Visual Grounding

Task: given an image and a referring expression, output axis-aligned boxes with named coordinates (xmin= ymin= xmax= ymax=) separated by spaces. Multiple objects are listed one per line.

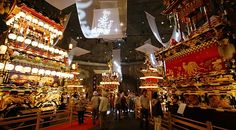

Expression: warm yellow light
xmin=100 ymin=81 xmax=120 ymax=85
xmin=8 ymin=33 xmax=17 ymax=40
xmin=38 ymin=21 xmax=44 ymax=27
xmin=72 ymin=64 xmax=76 ymax=69
xmin=67 ymin=85 xmax=83 ymax=88
xmin=26 ymin=15 xmax=32 ymax=21
xmin=44 ymin=24 xmax=49 ymax=29
xmin=16 ymin=36 xmax=24 ymax=42
xmin=54 ymin=49 xmax=59 ymax=53
xmin=38 ymin=43 xmax=44 ymax=49
xmin=23 ymin=66 xmax=31 ymax=73
xmin=140 ymin=76 xmax=163 ymax=79
xmin=44 ymin=45 xmax=49 ymax=51
xmin=31 ymin=41 xmax=38 ymax=47
xmin=139 ymin=86 xmax=159 ymax=89
xmin=5 ymin=63 xmax=14 ymax=71
xmin=24 ymin=38 xmax=32 ymax=44
xmin=15 ymin=65 xmax=23 ymax=72
xmin=32 ymin=18 xmax=38 ymax=24
xmin=0 ymin=63 xmax=4 ymax=70
xmin=32 ymin=68 xmax=39 ymax=74
xmin=51 ymin=71 xmax=56 ymax=76
xmin=13 ymin=24 xmax=19 ymax=29
xmin=39 ymin=69 xmax=45 ymax=75
xmin=69 ymin=43 xmax=73 ymax=50
xmin=18 ymin=12 xmax=26 ymax=18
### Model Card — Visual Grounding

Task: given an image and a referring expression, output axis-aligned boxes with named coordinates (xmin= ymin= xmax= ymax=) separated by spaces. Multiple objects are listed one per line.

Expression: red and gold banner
xmin=165 ymin=43 xmax=225 ymax=78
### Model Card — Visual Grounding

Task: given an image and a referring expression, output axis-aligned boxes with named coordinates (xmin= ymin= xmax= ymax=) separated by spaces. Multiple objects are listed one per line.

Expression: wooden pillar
xmin=35 ymin=111 xmax=41 ymax=130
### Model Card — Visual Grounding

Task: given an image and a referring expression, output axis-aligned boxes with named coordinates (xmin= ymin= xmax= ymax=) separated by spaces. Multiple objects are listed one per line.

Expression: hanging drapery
xmin=135 ymin=39 xmax=161 ymax=67
xmin=145 ymin=12 xmax=182 ymax=47
xmin=91 ymin=8 xmax=122 ymax=39
xmin=75 ymin=0 xmax=127 ymax=39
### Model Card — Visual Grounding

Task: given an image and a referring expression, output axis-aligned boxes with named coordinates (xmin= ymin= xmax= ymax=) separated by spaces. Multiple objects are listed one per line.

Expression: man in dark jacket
xmin=152 ymin=92 xmax=163 ymax=130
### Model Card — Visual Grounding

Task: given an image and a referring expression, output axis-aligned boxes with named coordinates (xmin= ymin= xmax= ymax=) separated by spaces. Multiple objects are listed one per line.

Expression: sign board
xmin=177 ymin=103 xmax=187 ymax=115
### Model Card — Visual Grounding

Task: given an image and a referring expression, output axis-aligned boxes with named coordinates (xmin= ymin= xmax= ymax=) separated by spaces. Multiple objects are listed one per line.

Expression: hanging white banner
xmin=145 ymin=12 xmax=182 ymax=47
xmin=75 ymin=0 xmax=127 ymax=39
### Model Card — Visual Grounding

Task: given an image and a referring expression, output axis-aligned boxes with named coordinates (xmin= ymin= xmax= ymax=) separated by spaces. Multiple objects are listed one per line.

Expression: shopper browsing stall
xmin=91 ymin=91 xmax=100 ymax=125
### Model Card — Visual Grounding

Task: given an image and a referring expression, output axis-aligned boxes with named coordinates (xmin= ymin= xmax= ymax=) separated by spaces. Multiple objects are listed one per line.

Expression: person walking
xmin=91 ymin=91 xmax=100 ymax=125
xmin=77 ymin=96 xmax=86 ymax=125
xmin=99 ymin=91 xmax=109 ymax=130
xmin=140 ymin=89 xmax=149 ymax=129
xmin=152 ymin=92 xmax=163 ymax=130
xmin=114 ymin=92 xmax=121 ymax=120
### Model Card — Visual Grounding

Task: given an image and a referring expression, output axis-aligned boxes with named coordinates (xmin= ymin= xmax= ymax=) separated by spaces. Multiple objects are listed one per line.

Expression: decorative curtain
xmin=145 ymin=12 xmax=182 ymax=47
xmin=76 ymin=0 xmax=127 ymax=39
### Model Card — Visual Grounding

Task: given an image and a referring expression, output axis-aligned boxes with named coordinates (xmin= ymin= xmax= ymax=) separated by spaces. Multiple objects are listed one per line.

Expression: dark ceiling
xmin=18 ymin=0 xmax=174 ymax=64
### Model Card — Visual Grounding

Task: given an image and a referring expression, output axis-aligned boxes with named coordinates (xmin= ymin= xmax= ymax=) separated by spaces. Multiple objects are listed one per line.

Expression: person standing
xmin=114 ymin=92 xmax=121 ymax=120
xmin=99 ymin=91 xmax=109 ymax=130
xmin=91 ymin=91 xmax=100 ymax=125
xmin=77 ymin=96 xmax=86 ymax=125
xmin=152 ymin=92 xmax=163 ymax=130
xmin=140 ymin=89 xmax=149 ymax=129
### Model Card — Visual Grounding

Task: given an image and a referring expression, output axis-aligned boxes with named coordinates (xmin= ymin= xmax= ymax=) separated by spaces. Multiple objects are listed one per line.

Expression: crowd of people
xmin=70 ymin=89 xmax=164 ymax=130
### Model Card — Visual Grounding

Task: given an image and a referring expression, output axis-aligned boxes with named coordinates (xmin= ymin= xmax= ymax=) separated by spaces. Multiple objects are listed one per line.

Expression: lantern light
xmin=69 ymin=43 xmax=73 ymax=50
xmin=31 ymin=41 xmax=39 ymax=47
xmin=39 ymin=69 xmax=45 ymax=75
xmin=16 ymin=36 xmax=24 ymax=42
xmin=56 ymin=72 xmax=61 ymax=77
xmin=49 ymin=26 xmax=53 ymax=32
xmin=44 ymin=24 xmax=49 ymax=29
xmin=0 ymin=63 xmax=4 ymax=70
xmin=38 ymin=21 xmax=44 ymax=27
xmin=58 ymin=31 xmax=63 ymax=35
xmin=32 ymin=18 xmax=38 ymax=24
xmin=45 ymin=70 xmax=51 ymax=75
xmin=51 ymin=71 xmax=56 ymax=76
xmin=8 ymin=33 xmax=17 ymax=40
xmin=13 ymin=24 xmax=19 ymax=29
xmin=5 ymin=63 xmax=14 ymax=71
xmin=18 ymin=11 xmax=26 ymax=18
xmin=54 ymin=49 xmax=59 ymax=53
xmin=32 ymin=68 xmax=39 ymax=74
xmin=38 ymin=43 xmax=44 ymax=49
xmin=26 ymin=15 xmax=32 ymax=21
xmin=15 ymin=13 xmax=21 ymax=19
xmin=23 ymin=66 xmax=31 ymax=73
xmin=15 ymin=65 xmax=23 ymax=72
xmin=44 ymin=45 xmax=50 ymax=50
xmin=24 ymin=38 xmax=32 ymax=44
xmin=49 ymin=47 xmax=54 ymax=52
